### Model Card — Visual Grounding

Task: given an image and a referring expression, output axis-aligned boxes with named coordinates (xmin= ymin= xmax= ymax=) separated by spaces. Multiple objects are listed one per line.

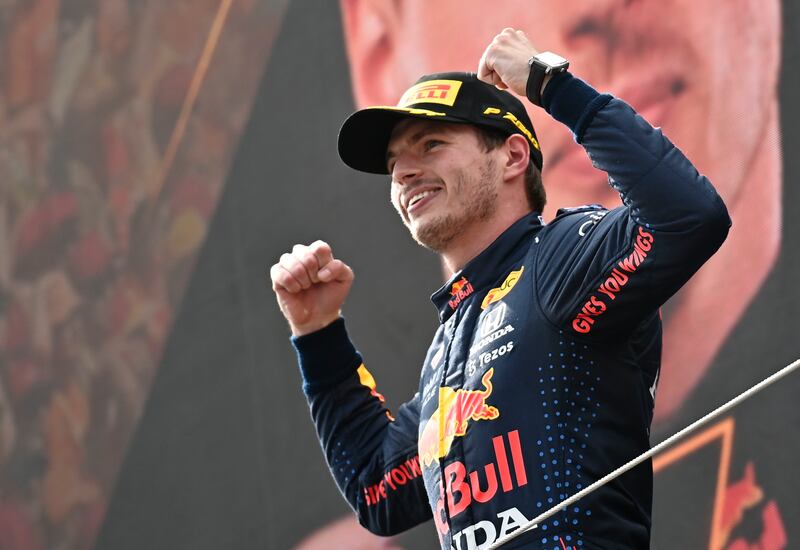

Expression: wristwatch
xmin=526 ymin=51 xmax=570 ymax=106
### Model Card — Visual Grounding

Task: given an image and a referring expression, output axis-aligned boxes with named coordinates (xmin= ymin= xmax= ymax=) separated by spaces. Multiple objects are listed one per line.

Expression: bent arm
xmin=544 ymin=73 xmax=730 ymax=236
xmin=293 ymin=318 xmax=431 ymax=535
xmin=536 ymin=74 xmax=731 ymax=337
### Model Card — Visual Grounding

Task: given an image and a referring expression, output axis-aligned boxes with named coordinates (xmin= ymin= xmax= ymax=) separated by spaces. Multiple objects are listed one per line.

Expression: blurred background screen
xmin=0 ymin=1 xmax=796 ymax=549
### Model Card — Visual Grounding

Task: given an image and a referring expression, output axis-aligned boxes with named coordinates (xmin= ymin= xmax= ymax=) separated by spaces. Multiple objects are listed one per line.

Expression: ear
xmin=501 ymin=134 xmax=530 ymax=183
xmin=339 ymin=0 xmax=405 ymax=107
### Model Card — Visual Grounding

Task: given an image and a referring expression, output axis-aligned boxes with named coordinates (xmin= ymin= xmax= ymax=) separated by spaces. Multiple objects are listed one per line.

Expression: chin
xmin=410 ymin=224 xmax=440 ymax=251
xmin=411 ymin=214 xmax=461 ymax=252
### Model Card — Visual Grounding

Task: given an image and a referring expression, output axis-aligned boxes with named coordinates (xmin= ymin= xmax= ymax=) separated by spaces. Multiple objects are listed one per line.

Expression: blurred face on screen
xmin=340 ymin=0 xmax=783 ymax=424
xmin=341 ymin=0 xmax=780 ymax=218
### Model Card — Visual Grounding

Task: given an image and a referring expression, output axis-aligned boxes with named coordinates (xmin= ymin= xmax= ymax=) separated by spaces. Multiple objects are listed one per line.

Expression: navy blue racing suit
xmin=291 ymin=73 xmax=730 ymax=549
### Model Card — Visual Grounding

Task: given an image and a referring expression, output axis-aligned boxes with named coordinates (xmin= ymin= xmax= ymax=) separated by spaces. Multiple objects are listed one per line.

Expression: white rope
xmin=487 ymin=358 xmax=800 ymax=549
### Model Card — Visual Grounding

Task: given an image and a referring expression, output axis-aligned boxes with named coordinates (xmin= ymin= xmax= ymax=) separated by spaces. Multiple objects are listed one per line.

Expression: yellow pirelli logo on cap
xmin=399 ymin=80 xmax=463 ymax=108
xmin=483 ymin=107 xmax=541 ymax=151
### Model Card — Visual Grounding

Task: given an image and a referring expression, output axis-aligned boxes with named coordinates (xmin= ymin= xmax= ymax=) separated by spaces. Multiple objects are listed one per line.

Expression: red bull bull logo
xmin=358 ymin=364 xmax=394 ymax=421
xmin=448 ymin=276 xmax=475 ymax=310
xmin=418 ymin=369 xmax=500 ymax=468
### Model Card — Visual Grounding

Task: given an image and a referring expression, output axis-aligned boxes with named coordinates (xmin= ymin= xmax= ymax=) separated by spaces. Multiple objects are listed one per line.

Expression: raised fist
xmin=477 ymin=28 xmax=540 ymax=96
xmin=269 ymin=240 xmax=354 ymax=336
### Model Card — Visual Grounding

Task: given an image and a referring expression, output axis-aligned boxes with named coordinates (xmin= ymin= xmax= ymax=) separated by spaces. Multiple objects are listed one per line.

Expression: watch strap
xmin=526 ymin=58 xmax=547 ymax=106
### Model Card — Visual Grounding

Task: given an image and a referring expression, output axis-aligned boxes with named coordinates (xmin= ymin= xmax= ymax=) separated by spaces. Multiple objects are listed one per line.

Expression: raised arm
xmin=478 ymin=29 xmax=730 ymax=338
xmin=270 ymin=242 xmax=430 ymax=534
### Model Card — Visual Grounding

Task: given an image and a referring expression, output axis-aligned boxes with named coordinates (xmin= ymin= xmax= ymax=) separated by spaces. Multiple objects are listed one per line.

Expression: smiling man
xmin=271 ymin=30 xmax=730 ymax=549
xmin=339 ymin=0 xmax=782 ymax=425
xmin=385 ymin=117 xmax=537 ymax=272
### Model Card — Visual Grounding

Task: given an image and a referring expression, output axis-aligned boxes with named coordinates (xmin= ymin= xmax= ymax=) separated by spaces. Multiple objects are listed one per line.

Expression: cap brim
xmin=337 ymin=106 xmax=464 ymax=175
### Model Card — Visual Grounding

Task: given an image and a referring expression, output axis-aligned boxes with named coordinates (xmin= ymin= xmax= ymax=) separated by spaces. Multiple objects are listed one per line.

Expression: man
xmin=339 ymin=0 xmax=782 ymax=424
xmin=271 ymin=29 xmax=729 ymax=549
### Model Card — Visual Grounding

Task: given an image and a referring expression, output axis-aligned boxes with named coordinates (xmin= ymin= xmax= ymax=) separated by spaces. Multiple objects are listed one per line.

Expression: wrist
xmin=541 ymin=73 xmax=555 ymax=96
xmin=526 ymin=51 xmax=570 ymax=107
xmin=292 ymin=317 xmax=361 ymax=393
xmin=290 ymin=313 xmax=342 ymax=337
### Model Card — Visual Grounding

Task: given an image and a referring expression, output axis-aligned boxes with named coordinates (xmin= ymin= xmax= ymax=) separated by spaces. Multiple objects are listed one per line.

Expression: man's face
xmin=350 ymin=0 xmax=780 ymax=218
xmin=387 ymin=119 xmax=501 ymax=251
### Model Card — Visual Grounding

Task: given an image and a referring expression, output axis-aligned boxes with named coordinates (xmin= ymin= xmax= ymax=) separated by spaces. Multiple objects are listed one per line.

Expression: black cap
xmin=338 ymin=72 xmax=542 ymax=175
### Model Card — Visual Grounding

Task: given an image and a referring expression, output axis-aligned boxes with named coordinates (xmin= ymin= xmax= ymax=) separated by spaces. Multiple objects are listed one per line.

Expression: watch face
xmin=535 ymin=51 xmax=569 ymax=69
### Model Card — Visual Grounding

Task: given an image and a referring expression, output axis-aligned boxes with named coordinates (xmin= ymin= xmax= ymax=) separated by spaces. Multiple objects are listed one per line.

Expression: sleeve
xmin=534 ymin=73 xmax=731 ymax=339
xmin=291 ymin=317 xmax=431 ymax=535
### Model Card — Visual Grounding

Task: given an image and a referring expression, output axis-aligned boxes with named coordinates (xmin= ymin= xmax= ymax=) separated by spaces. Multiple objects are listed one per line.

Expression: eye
xmin=424 ymin=139 xmax=443 ymax=152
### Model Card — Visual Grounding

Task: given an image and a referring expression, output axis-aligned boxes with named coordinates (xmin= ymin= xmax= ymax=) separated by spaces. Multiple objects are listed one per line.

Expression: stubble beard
xmin=409 ymin=159 xmax=499 ymax=252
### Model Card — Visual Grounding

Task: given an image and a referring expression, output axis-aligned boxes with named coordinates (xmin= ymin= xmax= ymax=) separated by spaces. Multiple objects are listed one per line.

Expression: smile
xmin=409 ymin=189 xmax=437 ymax=207
xmin=406 ymin=188 xmax=442 ymax=215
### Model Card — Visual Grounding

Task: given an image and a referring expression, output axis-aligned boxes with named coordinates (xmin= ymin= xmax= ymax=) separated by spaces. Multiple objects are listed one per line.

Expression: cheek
xmin=390 ymin=187 xmax=405 ymax=216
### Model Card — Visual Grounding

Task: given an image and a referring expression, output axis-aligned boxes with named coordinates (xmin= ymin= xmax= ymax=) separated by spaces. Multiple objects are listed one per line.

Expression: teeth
xmin=408 ymin=190 xmax=436 ymax=208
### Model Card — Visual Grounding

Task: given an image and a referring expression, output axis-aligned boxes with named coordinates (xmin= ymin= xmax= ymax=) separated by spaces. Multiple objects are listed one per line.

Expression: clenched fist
xmin=269 ymin=240 xmax=354 ymax=336
xmin=477 ymin=28 xmax=540 ymax=96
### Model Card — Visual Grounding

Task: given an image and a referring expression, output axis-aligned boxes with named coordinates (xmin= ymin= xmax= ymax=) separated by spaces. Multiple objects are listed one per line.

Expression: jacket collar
xmin=430 ymin=212 xmax=544 ymax=323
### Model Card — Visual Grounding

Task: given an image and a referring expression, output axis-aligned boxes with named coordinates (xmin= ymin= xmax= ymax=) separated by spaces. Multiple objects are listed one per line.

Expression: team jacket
xmin=292 ymin=74 xmax=730 ymax=549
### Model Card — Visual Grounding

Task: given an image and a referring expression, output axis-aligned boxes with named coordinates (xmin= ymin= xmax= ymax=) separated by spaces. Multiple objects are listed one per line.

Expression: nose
xmin=559 ymin=0 xmax=624 ymax=80
xmin=391 ymin=154 xmax=423 ymax=186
